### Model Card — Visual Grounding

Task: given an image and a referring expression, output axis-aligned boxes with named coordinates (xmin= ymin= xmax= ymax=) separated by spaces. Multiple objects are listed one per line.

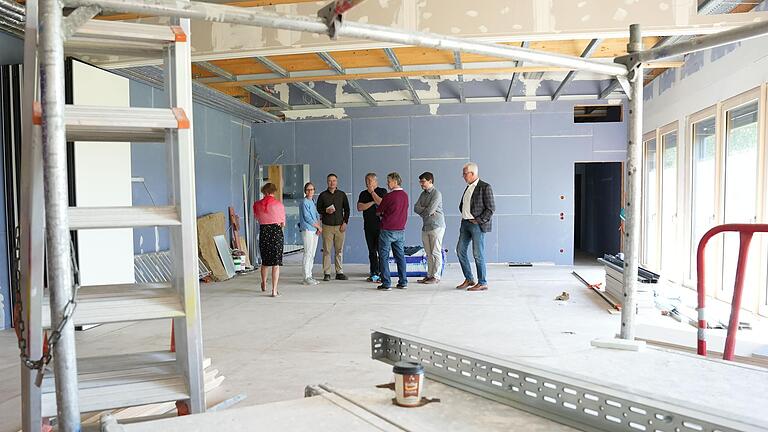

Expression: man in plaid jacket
xmin=456 ymin=162 xmax=495 ymax=291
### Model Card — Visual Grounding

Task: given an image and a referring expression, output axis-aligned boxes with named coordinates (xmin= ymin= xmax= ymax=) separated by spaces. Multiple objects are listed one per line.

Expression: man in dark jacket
xmin=357 ymin=173 xmax=388 ymax=283
xmin=316 ymin=173 xmax=350 ymax=281
xmin=456 ymin=162 xmax=495 ymax=291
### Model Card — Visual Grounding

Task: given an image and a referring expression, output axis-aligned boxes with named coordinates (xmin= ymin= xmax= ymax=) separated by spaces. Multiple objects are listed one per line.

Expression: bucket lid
xmin=393 ymin=361 xmax=424 ymax=375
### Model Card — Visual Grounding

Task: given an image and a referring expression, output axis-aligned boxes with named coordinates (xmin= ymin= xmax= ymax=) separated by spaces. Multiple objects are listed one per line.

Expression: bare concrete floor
xmin=1 ymin=262 xmax=766 ymax=431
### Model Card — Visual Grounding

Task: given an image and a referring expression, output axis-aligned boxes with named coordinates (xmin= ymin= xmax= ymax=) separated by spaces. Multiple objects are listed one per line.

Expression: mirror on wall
xmin=258 ymin=164 xmax=310 ymax=251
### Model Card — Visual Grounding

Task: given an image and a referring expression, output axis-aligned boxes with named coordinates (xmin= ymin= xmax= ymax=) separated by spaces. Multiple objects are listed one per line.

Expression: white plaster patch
xmin=450 ymin=27 xmax=461 ymax=34
xmin=522 ymin=77 xmax=541 ymax=111
xmin=512 ymin=24 xmax=523 ymax=30
xmin=659 ymin=2 xmax=669 ymax=11
xmin=613 ymin=8 xmax=628 ymax=21
xmin=274 ymin=83 xmax=291 ymax=104
xmin=358 ymin=15 xmax=369 ymax=23
xmin=500 ymin=6 xmax=510 ymax=14
xmin=334 ymin=82 xmax=367 ymax=104
xmin=581 ymin=15 xmax=591 ymax=22
xmin=478 ymin=25 xmax=488 ymax=33
xmin=466 ymin=10 xmax=479 ymax=17
xmin=284 ymin=108 xmax=347 ymax=120
xmin=428 ymin=104 xmax=439 ymax=115
xmin=378 ymin=0 xmax=390 ymax=7
xmin=422 ymin=12 xmax=432 ymax=19
xmin=577 ymin=1 xmax=586 ymax=7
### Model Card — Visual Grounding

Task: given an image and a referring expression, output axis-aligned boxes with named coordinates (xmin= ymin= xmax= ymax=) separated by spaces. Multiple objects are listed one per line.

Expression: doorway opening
xmin=574 ymin=162 xmax=623 ymax=265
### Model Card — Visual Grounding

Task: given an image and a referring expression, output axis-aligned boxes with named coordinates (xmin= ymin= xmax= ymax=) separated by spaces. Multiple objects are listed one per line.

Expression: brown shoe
xmin=424 ymin=277 xmax=440 ymax=285
xmin=417 ymin=277 xmax=430 ymax=284
xmin=467 ymin=284 xmax=488 ymax=291
xmin=456 ymin=280 xmax=475 ymax=289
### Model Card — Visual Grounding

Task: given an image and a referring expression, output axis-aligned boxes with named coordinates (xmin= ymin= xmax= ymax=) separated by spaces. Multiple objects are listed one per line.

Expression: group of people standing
xmin=252 ymin=162 xmax=495 ymax=296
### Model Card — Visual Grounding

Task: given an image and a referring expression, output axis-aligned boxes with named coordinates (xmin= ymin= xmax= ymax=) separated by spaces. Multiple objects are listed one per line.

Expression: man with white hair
xmin=456 ymin=162 xmax=495 ymax=291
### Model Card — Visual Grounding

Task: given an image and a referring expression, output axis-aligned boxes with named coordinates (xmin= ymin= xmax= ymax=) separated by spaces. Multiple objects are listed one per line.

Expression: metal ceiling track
xmin=371 ymin=328 xmax=767 ymax=432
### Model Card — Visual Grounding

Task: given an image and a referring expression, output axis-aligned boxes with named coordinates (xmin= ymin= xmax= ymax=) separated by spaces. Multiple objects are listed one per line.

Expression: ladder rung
xmin=31 ymin=105 xmax=189 ymax=142
xmin=42 ymin=283 xmax=184 ymax=328
xmin=68 ymin=206 xmax=181 ymax=229
xmin=72 ymin=21 xmax=186 ymax=44
xmin=41 ymin=352 xmax=188 ymax=418
xmin=65 ymin=105 xmax=189 ymax=142
xmin=65 ymin=21 xmax=186 ymax=57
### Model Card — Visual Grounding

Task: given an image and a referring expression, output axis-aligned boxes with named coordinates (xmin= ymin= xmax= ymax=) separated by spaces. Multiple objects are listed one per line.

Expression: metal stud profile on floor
xmin=371 ymin=328 xmax=767 ymax=432
xmin=17 ymin=1 xmax=205 ymax=431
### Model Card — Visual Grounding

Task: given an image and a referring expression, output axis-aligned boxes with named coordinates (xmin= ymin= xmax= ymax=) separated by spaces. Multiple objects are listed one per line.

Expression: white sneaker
xmin=309 ymin=278 xmax=320 ymax=285
xmin=302 ymin=278 xmax=314 ymax=285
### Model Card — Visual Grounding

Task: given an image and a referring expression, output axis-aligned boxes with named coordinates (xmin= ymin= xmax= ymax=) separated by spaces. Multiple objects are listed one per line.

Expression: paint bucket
xmin=393 ymin=361 xmax=424 ymax=407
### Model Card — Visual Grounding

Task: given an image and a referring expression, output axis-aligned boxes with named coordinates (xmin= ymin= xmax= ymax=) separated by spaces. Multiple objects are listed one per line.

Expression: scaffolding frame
xmin=28 ymin=1 xmax=768 ymax=430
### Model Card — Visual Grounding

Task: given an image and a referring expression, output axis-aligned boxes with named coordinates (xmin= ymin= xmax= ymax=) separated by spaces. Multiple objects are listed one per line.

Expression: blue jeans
xmin=457 ymin=219 xmax=486 ymax=285
xmin=378 ymin=229 xmax=407 ymax=287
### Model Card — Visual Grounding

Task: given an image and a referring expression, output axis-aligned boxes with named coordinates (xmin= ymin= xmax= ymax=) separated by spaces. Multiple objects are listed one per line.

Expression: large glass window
xmin=721 ymin=100 xmax=760 ymax=309
xmin=660 ymin=130 xmax=678 ymax=274
xmin=689 ymin=116 xmax=717 ymax=280
xmin=643 ymin=138 xmax=658 ymax=268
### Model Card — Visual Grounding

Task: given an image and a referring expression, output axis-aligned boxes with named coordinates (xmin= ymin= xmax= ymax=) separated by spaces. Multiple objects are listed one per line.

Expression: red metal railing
xmin=696 ymin=223 xmax=768 ymax=360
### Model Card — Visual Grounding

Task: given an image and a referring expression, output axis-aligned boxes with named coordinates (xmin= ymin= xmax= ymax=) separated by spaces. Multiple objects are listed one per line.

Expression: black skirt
xmin=259 ymin=224 xmax=284 ymax=266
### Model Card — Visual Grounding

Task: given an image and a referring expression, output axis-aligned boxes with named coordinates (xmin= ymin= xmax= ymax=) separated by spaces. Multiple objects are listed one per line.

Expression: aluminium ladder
xmin=19 ymin=1 xmax=205 ymax=431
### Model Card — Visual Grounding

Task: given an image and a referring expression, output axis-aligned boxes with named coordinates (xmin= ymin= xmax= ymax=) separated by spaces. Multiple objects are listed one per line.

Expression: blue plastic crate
xmin=388 ymin=246 xmax=446 ymax=277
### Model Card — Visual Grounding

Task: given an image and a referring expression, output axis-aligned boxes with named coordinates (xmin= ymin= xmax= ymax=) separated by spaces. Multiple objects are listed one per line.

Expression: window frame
xmin=717 ymin=87 xmax=763 ymax=311
xmin=641 ymin=130 xmax=660 ymax=271
xmin=658 ymin=121 xmax=680 ymax=279
xmin=683 ymin=105 xmax=719 ymax=289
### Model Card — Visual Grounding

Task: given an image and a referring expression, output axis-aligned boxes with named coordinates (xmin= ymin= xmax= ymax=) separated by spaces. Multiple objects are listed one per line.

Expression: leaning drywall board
xmin=72 ymin=60 xmax=135 ymax=286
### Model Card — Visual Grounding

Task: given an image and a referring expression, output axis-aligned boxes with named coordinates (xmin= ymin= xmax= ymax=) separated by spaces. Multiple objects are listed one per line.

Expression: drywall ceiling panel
xmin=410 ymin=115 xmax=469 ymax=159
xmin=469 ymin=113 xmax=531 ymax=196
xmin=92 ymin=0 xmax=767 ymax=67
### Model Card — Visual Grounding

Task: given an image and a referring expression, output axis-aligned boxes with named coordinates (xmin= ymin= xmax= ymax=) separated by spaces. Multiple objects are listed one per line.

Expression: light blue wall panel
xmin=497 ymin=215 xmax=573 ymax=265
xmin=341 ymin=216 xmax=367 ymax=264
xmin=295 ymin=120 xmax=352 ymax=192
xmin=592 ymin=121 xmax=627 ymax=153
xmin=410 ymin=115 xmax=469 ymax=158
xmin=205 ymin=108 xmax=232 ymax=157
xmin=352 ymin=117 xmax=410 ymax=146
xmin=470 ymin=113 xmax=531 ymax=195
xmin=251 ymin=122 xmax=295 ymax=166
xmin=409 ymin=159 xmax=468 ymax=217
xmin=531 ymin=136 xmax=592 ymax=215
xmin=493 ymin=195 xmax=532 ymax=215
xmin=351 ymin=145 xmax=410 ymax=217
xmin=531 ymin=112 xmax=592 ymax=137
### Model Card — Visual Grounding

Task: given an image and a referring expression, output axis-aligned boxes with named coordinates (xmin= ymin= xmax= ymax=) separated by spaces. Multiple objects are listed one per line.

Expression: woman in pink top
xmin=253 ymin=183 xmax=286 ymax=297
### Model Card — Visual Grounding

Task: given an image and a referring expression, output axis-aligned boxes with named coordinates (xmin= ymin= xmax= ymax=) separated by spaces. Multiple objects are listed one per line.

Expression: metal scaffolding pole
xmin=62 ymin=0 xmax=628 ymax=78
xmin=39 ymin=0 xmax=81 ymax=429
xmin=628 ymin=20 xmax=768 ymax=63
xmin=619 ymin=24 xmax=644 ymax=340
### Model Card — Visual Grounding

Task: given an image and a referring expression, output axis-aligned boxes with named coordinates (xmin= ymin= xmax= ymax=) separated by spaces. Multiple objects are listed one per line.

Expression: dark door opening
xmin=574 ymin=162 xmax=622 ymax=264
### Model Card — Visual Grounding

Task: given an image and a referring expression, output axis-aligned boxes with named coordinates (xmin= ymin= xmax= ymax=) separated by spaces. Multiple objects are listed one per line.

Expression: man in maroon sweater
xmin=375 ymin=172 xmax=409 ymax=290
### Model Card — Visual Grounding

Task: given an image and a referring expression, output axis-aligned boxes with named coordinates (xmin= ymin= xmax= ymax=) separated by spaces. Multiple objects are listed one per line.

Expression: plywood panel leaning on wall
xmin=197 ymin=212 xmax=231 ymax=281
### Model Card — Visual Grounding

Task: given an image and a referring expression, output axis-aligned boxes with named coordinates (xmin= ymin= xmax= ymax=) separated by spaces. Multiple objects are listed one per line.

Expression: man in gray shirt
xmin=413 ymin=172 xmax=445 ymax=284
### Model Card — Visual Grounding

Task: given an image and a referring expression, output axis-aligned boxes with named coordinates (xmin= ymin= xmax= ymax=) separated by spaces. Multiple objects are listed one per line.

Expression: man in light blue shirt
xmin=299 ymin=182 xmax=322 ymax=285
